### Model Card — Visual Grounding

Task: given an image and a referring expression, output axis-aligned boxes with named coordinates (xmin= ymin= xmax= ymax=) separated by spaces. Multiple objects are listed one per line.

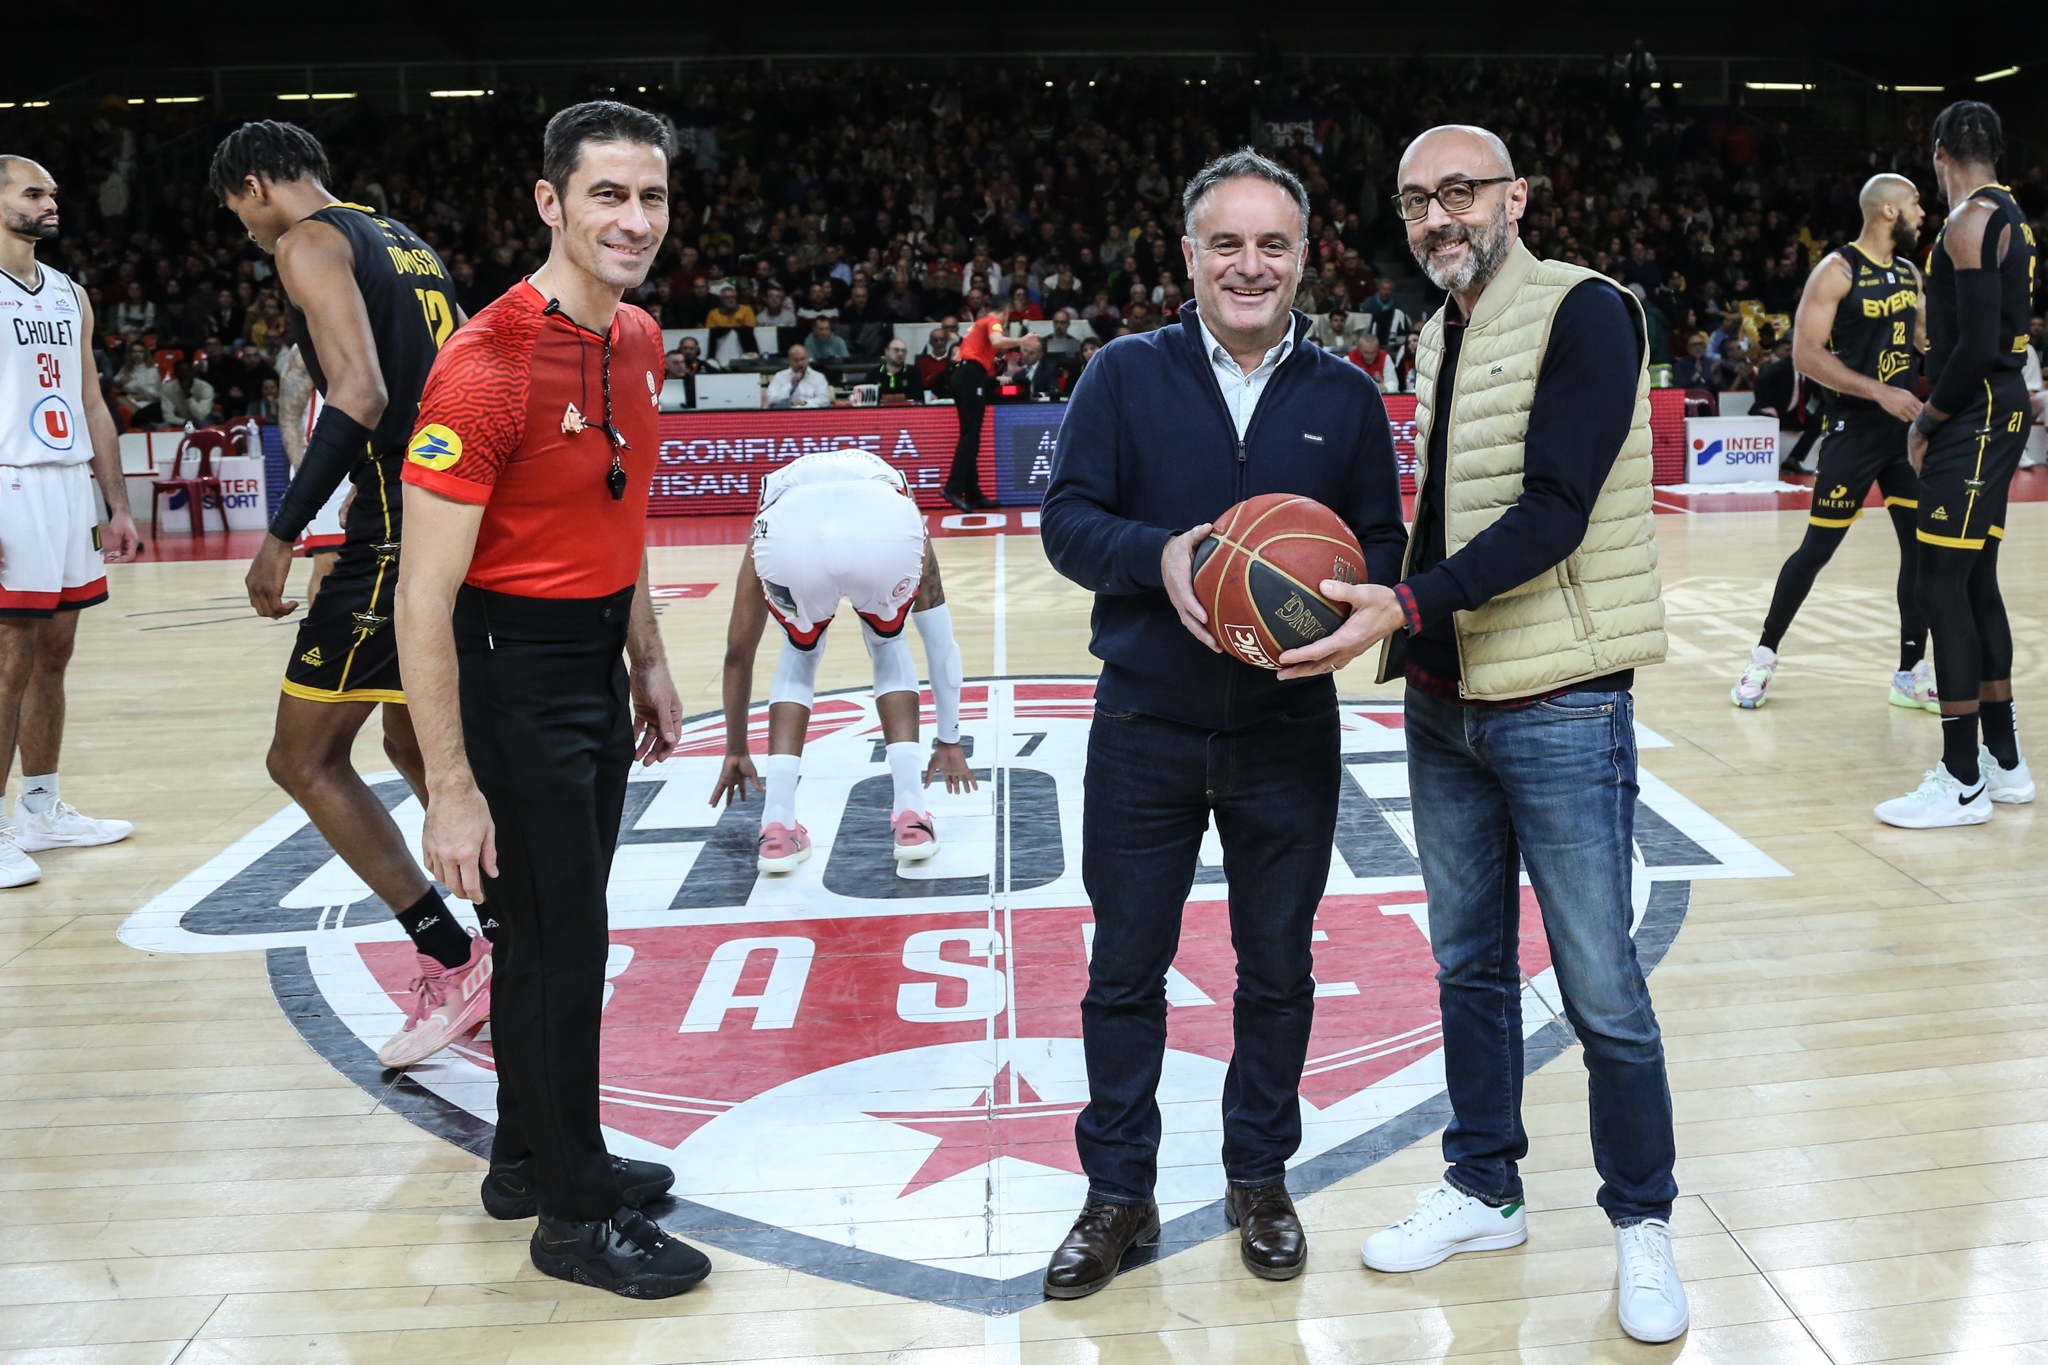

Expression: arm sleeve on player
xmin=1925 ymin=269 xmax=2003 ymax=419
xmin=400 ymin=323 xmax=531 ymax=504
xmin=268 ymin=405 xmax=372 ymax=542
xmin=913 ymin=603 xmax=963 ymax=743
xmin=768 ymin=634 xmax=823 ymax=710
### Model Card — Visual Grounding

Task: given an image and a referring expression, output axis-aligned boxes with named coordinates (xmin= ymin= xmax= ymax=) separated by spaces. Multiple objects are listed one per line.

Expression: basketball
xmin=1189 ymin=494 xmax=1367 ymax=669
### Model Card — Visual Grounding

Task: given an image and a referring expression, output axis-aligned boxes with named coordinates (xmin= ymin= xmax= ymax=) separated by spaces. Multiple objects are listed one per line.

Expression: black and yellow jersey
xmin=1822 ymin=243 xmax=1918 ymax=410
xmin=284 ymin=202 xmax=455 ymax=457
xmin=1926 ymin=182 xmax=2037 ymax=389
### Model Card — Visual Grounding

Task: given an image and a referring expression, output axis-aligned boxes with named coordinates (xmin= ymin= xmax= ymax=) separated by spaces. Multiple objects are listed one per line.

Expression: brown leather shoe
xmin=1041 ymin=1199 xmax=1161 ymax=1299
xmin=1224 ymin=1182 xmax=1306 ymax=1280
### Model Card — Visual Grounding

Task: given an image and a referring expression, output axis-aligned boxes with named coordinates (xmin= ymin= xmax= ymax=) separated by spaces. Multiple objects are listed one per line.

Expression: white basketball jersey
xmin=1 ymin=265 xmax=91 ymax=468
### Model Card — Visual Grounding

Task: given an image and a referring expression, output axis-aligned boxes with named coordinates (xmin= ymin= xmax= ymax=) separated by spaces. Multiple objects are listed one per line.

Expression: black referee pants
xmin=456 ymin=583 xmax=633 ymax=1222
xmin=948 ymin=362 xmax=989 ymax=495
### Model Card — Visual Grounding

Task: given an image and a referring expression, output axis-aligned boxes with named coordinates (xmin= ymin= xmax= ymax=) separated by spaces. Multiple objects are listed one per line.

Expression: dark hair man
xmin=0 ymin=155 xmax=142 ymax=887
xmin=1877 ymin=102 xmax=2038 ymax=827
xmin=394 ymin=101 xmax=709 ymax=1298
xmin=213 ymin=121 xmax=489 ymax=1066
xmin=1732 ymin=175 xmax=1931 ymax=712
xmin=1298 ymin=124 xmax=1686 ymax=1344
xmin=1038 ymin=148 xmax=1405 ymax=1298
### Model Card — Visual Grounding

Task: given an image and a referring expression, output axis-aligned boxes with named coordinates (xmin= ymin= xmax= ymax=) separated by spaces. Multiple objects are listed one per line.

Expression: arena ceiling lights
xmin=430 ymin=89 xmax=494 ymax=98
xmin=1974 ymin=66 xmax=2020 ymax=82
xmin=277 ymin=92 xmax=356 ymax=101
xmin=1745 ymin=81 xmax=1816 ymax=91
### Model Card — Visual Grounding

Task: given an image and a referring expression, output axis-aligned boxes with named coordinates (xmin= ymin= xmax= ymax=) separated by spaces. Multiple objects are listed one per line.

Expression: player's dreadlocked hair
xmin=208 ymin=120 xmax=332 ymax=202
xmin=541 ymin=100 xmax=671 ymax=195
xmin=1931 ymin=101 xmax=2004 ymax=168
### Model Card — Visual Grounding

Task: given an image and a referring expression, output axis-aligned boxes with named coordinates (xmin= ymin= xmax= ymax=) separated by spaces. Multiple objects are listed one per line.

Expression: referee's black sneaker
xmin=530 ymin=1206 xmax=711 ymax=1299
xmin=481 ymin=1154 xmax=675 ymax=1220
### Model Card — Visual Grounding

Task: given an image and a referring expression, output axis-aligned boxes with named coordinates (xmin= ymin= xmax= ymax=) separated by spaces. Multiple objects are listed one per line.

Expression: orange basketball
xmin=1189 ymin=494 xmax=1366 ymax=670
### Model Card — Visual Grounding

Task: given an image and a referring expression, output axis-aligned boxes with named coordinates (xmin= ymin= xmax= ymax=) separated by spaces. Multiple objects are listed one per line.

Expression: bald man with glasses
xmin=1296 ymin=125 xmax=1686 ymax=1344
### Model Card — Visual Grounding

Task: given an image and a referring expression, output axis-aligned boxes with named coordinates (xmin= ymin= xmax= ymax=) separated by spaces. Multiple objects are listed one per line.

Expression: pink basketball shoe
xmin=377 ymin=933 xmax=492 ymax=1069
xmin=757 ymin=822 xmax=813 ymax=873
xmin=891 ymin=810 xmax=939 ymax=862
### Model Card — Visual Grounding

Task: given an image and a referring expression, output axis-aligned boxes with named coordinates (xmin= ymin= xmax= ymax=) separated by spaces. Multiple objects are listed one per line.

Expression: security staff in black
xmin=1747 ymin=173 xmax=1931 ymax=702
xmin=215 ymin=121 xmax=487 ymax=1002
xmin=1883 ymin=101 xmax=2039 ymax=826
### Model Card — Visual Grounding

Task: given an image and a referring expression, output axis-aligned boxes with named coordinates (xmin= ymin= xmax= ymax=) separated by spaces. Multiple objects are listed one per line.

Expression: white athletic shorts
xmin=0 ymin=462 xmax=107 ymax=617
xmin=296 ymin=389 xmax=348 ymax=555
xmin=752 ymin=449 xmax=925 ymax=648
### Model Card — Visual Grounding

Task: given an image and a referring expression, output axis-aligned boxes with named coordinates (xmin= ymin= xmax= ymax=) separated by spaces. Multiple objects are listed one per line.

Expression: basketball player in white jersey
xmin=0 ymin=155 xmax=142 ymax=886
xmin=709 ymin=448 xmax=973 ymax=869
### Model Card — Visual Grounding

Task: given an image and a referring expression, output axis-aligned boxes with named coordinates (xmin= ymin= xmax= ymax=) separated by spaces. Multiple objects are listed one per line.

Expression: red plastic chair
xmin=151 ymin=427 xmax=231 ymax=539
xmin=152 ymin=348 xmax=185 ymax=380
xmin=224 ymin=416 xmax=263 ymax=458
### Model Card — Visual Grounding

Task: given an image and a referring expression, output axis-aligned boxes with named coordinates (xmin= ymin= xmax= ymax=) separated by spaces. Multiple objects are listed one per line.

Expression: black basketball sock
xmin=1899 ymin=634 xmax=1927 ymax=674
xmin=1980 ymin=699 xmax=2020 ymax=770
xmin=394 ymin=889 xmax=472 ymax=969
xmin=1941 ymin=714 xmax=1981 ymax=787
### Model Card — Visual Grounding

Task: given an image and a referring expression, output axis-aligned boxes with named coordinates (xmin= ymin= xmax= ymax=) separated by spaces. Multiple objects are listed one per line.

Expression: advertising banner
xmin=1685 ymin=416 xmax=1780 ymax=484
xmin=646 ymin=389 xmax=1690 ymax=515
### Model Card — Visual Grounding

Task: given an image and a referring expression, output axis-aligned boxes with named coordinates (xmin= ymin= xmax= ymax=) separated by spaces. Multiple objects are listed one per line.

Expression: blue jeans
xmin=1404 ymin=686 xmax=1677 ymax=1225
xmin=1075 ymin=704 xmax=1339 ymax=1205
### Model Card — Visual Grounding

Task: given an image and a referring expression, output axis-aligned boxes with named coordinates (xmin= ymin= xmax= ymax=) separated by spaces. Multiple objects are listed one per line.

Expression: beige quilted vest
xmin=1380 ymin=239 xmax=1666 ymax=701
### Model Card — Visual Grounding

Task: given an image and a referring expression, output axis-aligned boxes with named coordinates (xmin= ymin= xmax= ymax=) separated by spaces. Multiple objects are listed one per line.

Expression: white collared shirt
xmin=1197 ymin=314 xmax=1296 ymax=440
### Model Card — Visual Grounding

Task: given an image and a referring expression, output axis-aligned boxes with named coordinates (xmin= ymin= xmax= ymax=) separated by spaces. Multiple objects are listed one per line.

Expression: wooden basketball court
xmin=8 ymin=486 xmax=2046 ymax=1364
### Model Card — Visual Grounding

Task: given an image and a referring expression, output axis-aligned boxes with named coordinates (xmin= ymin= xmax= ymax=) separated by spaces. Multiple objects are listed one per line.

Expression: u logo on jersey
xmin=29 ymin=395 xmax=75 ymax=451
xmin=407 ymin=423 xmax=462 ymax=471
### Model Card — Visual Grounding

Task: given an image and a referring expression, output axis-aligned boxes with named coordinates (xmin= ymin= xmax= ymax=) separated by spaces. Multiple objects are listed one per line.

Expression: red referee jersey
xmin=957 ymin=312 xmax=1004 ymax=373
xmin=404 ymin=281 xmax=664 ymax=599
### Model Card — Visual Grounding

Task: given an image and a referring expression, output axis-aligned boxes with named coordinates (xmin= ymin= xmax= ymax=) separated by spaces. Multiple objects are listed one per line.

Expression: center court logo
xmin=117 ymin=679 xmax=1784 ymax=1313
xmin=406 ymin=423 xmax=462 ymax=470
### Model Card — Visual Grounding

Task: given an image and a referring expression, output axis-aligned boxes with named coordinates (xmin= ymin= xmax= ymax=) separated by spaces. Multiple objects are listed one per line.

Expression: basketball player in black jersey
xmin=1877 ymin=102 xmax=2038 ymax=828
xmin=212 ymin=123 xmax=487 ymax=1060
xmin=1731 ymin=174 xmax=1932 ymax=711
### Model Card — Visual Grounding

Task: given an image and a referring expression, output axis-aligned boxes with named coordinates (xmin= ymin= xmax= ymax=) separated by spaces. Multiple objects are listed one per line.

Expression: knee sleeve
xmin=768 ymin=635 xmax=823 ymax=710
xmin=863 ymin=621 xmax=920 ymax=699
xmin=913 ymin=603 xmax=964 ymax=743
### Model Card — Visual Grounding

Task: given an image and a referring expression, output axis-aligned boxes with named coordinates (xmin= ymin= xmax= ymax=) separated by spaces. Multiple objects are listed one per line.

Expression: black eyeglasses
xmin=1391 ymin=177 xmax=1514 ymax=221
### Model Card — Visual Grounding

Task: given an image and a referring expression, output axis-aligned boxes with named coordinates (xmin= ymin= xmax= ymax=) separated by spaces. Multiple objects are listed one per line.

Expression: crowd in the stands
xmin=15 ymin=57 xmax=2048 ymax=425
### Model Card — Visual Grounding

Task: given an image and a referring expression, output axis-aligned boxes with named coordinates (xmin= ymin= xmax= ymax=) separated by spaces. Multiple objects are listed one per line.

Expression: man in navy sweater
xmin=1038 ymin=149 xmax=1406 ymax=1298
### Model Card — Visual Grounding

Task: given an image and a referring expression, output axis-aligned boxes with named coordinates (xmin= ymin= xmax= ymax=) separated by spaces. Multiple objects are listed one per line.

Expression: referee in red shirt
xmin=944 ymin=310 xmax=1026 ymax=510
xmin=395 ymin=102 xmax=709 ymax=1299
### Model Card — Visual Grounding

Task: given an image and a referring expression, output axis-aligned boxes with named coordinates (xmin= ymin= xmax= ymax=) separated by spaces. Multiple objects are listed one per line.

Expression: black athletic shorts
xmin=281 ymin=458 xmax=405 ymax=704
xmin=1808 ymin=408 xmax=1917 ymax=529
xmin=1917 ymin=378 xmax=2030 ymax=552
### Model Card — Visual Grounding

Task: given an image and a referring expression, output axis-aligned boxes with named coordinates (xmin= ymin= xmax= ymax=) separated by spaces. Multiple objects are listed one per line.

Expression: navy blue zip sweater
xmin=1041 ymin=301 xmax=1408 ymax=731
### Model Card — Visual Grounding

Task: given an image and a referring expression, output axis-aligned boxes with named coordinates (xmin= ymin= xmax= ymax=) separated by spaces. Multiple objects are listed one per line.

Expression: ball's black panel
xmin=1191 ymin=534 xmax=1221 ymax=580
xmin=1246 ymin=560 xmax=1345 ymax=649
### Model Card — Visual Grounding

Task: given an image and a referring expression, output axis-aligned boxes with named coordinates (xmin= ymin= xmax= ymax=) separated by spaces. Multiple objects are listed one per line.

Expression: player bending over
xmin=710 ymin=449 xmax=973 ymax=869
xmin=1731 ymin=173 xmax=1934 ymax=711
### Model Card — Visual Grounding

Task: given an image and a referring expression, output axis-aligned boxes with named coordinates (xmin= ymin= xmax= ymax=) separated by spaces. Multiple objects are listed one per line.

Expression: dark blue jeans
xmin=1075 ymin=704 xmax=1339 ymax=1206
xmin=1404 ymin=686 xmax=1677 ymax=1225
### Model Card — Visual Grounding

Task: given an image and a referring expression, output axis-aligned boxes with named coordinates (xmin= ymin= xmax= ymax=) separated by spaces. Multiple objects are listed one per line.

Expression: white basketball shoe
xmin=12 ymin=799 xmax=133 ymax=852
xmin=1360 ymin=1180 xmax=1528 ymax=1273
xmin=0 ymin=823 xmax=41 ymax=888
xmin=1980 ymin=746 xmax=2036 ymax=804
xmin=1875 ymin=763 xmax=1993 ymax=828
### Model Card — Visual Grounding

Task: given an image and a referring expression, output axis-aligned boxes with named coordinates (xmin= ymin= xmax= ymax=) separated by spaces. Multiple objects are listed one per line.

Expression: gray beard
xmin=1413 ymin=205 xmax=1513 ymax=295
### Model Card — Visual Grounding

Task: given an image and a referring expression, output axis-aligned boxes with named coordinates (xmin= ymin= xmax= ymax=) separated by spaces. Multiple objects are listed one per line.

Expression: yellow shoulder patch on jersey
xmin=408 ymin=423 xmax=463 ymax=471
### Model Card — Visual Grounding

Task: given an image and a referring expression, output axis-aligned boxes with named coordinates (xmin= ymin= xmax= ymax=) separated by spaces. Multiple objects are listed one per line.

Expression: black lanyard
xmin=542 ymin=298 xmax=629 ymax=500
